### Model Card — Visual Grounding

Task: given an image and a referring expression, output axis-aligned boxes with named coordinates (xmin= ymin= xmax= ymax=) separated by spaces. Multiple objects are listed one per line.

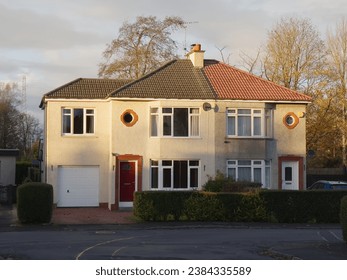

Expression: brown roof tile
xmin=112 ymin=60 xmax=216 ymax=99
xmin=40 ymin=78 xmax=131 ymax=107
xmin=203 ymin=60 xmax=312 ymax=102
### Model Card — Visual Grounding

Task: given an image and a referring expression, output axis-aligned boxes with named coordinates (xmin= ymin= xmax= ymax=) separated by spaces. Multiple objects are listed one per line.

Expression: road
xmin=0 ymin=223 xmax=346 ymax=260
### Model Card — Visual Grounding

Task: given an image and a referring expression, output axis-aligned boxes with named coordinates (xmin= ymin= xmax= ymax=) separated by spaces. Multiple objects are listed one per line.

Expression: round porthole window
xmin=283 ymin=112 xmax=299 ymax=129
xmin=120 ymin=109 xmax=138 ymax=127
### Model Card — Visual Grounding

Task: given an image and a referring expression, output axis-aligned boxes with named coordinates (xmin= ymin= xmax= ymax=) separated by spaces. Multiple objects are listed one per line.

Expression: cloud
xmin=0 ymin=3 xmax=104 ymax=50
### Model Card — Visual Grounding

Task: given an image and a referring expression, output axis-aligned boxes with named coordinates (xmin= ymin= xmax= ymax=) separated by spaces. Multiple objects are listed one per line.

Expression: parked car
xmin=307 ymin=180 xmax=347 ymax=190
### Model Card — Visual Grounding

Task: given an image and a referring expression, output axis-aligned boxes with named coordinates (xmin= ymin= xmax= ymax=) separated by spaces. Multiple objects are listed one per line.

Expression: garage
xmin=57 ymin=166 xmax=99 ymax=207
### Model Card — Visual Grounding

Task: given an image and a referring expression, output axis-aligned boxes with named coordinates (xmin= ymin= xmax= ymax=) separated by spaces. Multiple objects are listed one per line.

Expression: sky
xmin=1 ymin=0 xmax=346 ymax=123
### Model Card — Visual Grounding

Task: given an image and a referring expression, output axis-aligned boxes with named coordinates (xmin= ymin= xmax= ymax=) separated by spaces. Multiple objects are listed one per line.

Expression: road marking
xmin=76 ymin=237 xmax=134 ymax=260
xmin=329 ymin=230 xmax=343 ymax=242
xmin=317 ymin=231 xmax=328 ymax=242
xmin=112 ymin=247 xmax=126 ymax=257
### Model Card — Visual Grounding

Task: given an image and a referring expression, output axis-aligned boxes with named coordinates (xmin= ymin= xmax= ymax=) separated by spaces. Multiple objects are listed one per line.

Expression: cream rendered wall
xmin=214 ymin=101 xmax=307 ymax=189
xmin=44 ymin=100 xmax=112 ymax=205
xmin=111 ymin=99 xmax=216 ymax=191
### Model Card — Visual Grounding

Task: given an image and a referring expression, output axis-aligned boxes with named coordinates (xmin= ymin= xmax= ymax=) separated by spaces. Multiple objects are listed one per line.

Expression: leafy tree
xmin=99 ymin=16 xmax=185 ymax=79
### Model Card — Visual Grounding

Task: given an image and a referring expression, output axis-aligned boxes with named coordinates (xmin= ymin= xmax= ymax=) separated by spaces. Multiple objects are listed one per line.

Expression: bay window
xmin=227 ymin=108 xmax=272 ymax=138
xmin=151 ymin=160 xmax=200 ymax=189
xmin=227 ymin=159 xmax=271 ymax=187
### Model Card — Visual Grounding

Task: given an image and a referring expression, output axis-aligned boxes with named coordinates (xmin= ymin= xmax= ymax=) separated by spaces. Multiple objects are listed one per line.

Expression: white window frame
xmin=150 ymin=107 xmax=200 ymax=138
xmin=150 ymin=159 xmax=200 ymax=190
xmin=226 ymin=159 xmax=271 ymax=188
xmin=226 ymin=108 xmax=273 ymax=138
xmin=62 ymin=108 xmax=95 ymax=135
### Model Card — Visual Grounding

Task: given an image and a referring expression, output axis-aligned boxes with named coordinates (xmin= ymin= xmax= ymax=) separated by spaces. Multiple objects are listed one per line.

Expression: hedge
xmin=134 ymin=190 xmax=347 ymax=223
xmin=17 ymin=182 xmax=53 ymax=224
xmin=340 ymin=196 xmax=347 ymax=242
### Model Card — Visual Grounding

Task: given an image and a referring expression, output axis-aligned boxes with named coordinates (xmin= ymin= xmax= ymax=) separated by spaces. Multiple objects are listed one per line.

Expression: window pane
xmin=174 ymin=161 xmax=188 ymax=188
xmin=190 ymin=168 xmax=199 ymax=188
xmin=227 ymin=116 xmax=235 ymax=135
xmin=265 ymin=110 xmax=272 ymax=137
xmin=254 ymin=168 xmax=262 ymax=183
xmin=163 ymin=168 xmax=171 ymax=188
xmin=190 ymin=115 xmax=199 ymax=136
xmin=162 ymin=108 xmax=172 ymax=113
xmin=63 ymin=114 xmax=71 ymax=133
xmin=151 ymin=115 xmax=159 ymax=136
xmin=285 ymin=167 xmax=292 ymax=181
xmin=238 ymin=109 xmax=251 ymax=114
xmin=253 ymin=116 xmax=261 ymax=136
xmin=238 ymin=167 xmax=251 ymax=181
xmin=189 ymin=160 xmax=199 ymax=166
xmin=227 ymin=168 xmax=236 ymax=180
xmin=86 ymin=115 xmax=94 ymax=133
xmin=238 ymin=116 xmax=251 ymax=136
xmin=162 ymin=161 xmax=172 ymax=166
xmin=238 ymin=160 xmax=251 ymax=165
xmin=173 ymin=108 xmax=188 ymax=136
xmin=73 ymin=109 xmax=83 ymax=134
xmin=151 ymin=167 xmax=158 ymax=189
xmin=163 ymin=115 xmax=172 ymax=136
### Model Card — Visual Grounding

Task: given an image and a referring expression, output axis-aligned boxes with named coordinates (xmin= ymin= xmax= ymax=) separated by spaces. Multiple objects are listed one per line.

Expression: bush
xmin=203 ymin=171 xmax=261 ymax=193
xmin=260 ymin=190 xmax=347 ymax=223
xmin=184 ymin=192 xmax=225 ymax=221
xmin=218 ymin=192 xmax=267 ymax=222
xmin=134 ymin=191 xmax=193 ymax=221
xmin=17 ymin=182 xmax=53 ymax=224
xmin=340 ymin=196 xmax=347 ymax=242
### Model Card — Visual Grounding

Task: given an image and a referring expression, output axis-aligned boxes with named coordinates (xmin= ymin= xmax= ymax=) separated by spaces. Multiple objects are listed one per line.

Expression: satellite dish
xmin=203 ymin=102 xmax=219 ymax=112
xmin=203 ymin=102 xmax=212 ymax=111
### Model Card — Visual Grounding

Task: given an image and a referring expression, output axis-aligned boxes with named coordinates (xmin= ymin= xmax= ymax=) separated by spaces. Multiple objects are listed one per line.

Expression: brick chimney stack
xmin=186 ymin=44 xmax=205 ymax=68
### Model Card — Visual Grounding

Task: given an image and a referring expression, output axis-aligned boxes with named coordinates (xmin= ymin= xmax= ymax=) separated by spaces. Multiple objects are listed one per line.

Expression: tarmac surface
xmin=1 ymin=204 xmax=347 ymax=260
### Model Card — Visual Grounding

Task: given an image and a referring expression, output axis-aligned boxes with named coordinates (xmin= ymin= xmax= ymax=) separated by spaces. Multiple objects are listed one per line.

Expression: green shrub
xmin=340 ymin=196 xmax=347 ymax=242
xmin=218 ymin=192 xmax=266 ymax=222
xmin=184 ymin=192 xmax=225 ymax=221
xmin=17 ymin=182 xmax=53 ymax=224
xmin=260 ymin=190 xmax=347 ymax=223
xmin=134 ymin=191 xmax=193 ymax=221
xmin=203 ymin=171 xmax=261 ymax=193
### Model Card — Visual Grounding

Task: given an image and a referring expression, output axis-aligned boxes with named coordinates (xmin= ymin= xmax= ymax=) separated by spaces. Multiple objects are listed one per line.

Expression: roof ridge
xmin=109 ymin=60 xmax=178 ymax=97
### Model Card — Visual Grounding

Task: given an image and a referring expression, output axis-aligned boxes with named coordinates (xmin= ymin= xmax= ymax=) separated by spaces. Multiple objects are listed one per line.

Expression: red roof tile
xmin=203 ymin=60 xmax=311 ymax=102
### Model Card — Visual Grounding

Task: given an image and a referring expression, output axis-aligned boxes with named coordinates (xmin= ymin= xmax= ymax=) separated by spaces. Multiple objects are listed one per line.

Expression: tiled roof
xmin=112 ymin=60 xmax=216 ymax=99
xmin=203 ymin=60 xmax=312 ymax=102
xmin=40 ymin=78 xmax=131 ymax=108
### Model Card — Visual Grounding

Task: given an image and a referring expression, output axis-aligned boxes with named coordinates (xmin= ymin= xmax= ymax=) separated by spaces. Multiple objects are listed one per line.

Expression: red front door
xmin=119 ymin=161 xmax=136 ymax=202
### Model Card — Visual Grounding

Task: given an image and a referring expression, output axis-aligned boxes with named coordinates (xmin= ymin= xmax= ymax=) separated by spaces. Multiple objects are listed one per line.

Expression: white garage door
xmin=57 ymin=166 xmax=99 ymax=207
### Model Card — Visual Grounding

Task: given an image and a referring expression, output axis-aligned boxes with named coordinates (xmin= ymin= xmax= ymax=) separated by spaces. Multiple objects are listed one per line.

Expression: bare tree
xmin=326 ymin=17 xmax=347 ymax=166
xmin=262 ymin=17 xmax=326 ymax=94
xmin=98 ymin=16 xmax=185 ymax=79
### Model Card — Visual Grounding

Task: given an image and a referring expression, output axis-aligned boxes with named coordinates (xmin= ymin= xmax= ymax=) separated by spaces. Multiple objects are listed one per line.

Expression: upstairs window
xmin=62 ymin=108 xmax=94 ymax=135
xmin=227 ymin=108 xmax=272 ymax=138
xmin=151 ymin=107 xmax=200 ymax=137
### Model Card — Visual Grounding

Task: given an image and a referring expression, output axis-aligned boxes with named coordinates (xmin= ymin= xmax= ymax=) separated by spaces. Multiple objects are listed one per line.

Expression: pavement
xmin=0 ymin=204 xmax=135 ymax=226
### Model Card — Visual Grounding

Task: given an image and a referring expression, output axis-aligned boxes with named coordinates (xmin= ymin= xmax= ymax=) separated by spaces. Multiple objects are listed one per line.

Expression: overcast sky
xmin=1 ymin=0 xmax=346 ymax=123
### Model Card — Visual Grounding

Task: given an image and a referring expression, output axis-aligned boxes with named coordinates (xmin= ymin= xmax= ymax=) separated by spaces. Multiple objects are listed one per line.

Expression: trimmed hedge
xmin=134 ymin=190 xmax=347 ymax=223
xmin=17 ymin=182 xmax=53 ymax=224
xmin=340 ymin=196 xmax=347 ymax=242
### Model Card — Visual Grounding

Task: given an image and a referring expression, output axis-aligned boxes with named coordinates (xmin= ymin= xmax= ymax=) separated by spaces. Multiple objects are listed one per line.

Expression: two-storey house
xmin=40 ymin=44 xmax=311 ymax=209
